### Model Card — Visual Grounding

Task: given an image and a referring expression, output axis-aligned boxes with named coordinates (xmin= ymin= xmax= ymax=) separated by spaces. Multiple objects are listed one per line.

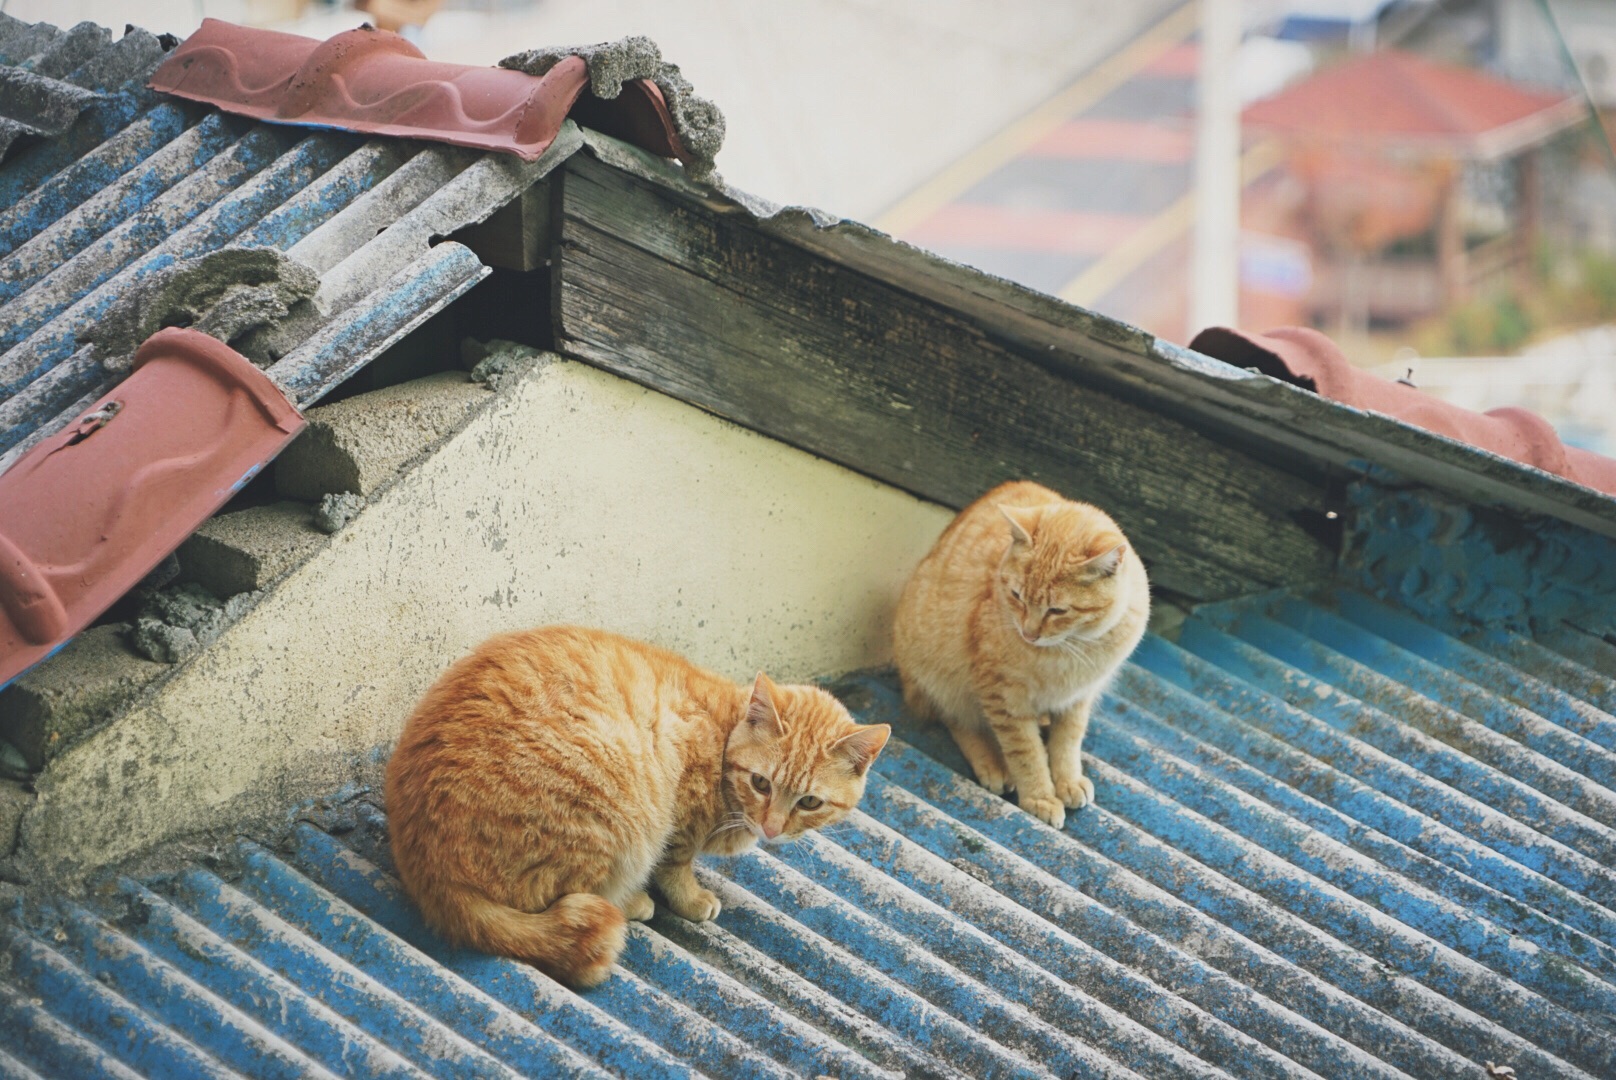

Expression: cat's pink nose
xmin=762 ymin=823 xmax=782 ymax=840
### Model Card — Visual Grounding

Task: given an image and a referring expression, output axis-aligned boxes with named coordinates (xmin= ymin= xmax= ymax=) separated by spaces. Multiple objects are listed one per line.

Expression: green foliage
xmin=1440 ymin=294 xmax=1536 ymax=355
xmin=1411 ymin=249 xmax=1616 ymax=356
xmin=1492 ymin=295 xmax=1533 ymax=351
xmin=1580 ymin=251 xmax=1616 ymax=317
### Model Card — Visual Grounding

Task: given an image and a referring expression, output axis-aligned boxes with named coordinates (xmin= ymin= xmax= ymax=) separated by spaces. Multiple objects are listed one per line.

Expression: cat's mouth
xmin=745 ymin=817 xmax=791 ymax=844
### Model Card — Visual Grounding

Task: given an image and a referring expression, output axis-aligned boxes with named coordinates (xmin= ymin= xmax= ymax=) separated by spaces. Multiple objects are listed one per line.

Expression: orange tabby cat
xmin=893 ymin=481 xmax=1149 ymax=829
xmin=386 ymin=626 xmax=889 ymax=987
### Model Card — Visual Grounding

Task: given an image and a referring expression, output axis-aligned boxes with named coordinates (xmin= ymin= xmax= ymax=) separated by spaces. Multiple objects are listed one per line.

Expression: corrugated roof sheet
xmin=4 ymin=586 xmax=1614 ymax=1078
xmin=0 ymin=14 xmax=582 ymax=475
xmin=0 ymin=15 xmax=168 ymax=162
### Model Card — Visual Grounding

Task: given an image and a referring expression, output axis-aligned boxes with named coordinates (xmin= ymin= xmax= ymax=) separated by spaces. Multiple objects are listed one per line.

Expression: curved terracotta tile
xmin=1189 ymin=325 xmax=1616 ymax=498
xmin=0 ymin=328 xmax=304 ymax=688
xmin=149 ymin=18 xmax=691 ymax=164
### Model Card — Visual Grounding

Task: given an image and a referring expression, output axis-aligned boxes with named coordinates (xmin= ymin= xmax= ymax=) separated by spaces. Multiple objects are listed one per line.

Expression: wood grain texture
xmin=552 ymin=153 xmax=1334 ymax=601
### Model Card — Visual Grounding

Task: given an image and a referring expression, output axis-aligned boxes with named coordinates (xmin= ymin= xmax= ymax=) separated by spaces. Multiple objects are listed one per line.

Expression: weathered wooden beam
xmin=552 ymin=153 xmax=1335 ymax=601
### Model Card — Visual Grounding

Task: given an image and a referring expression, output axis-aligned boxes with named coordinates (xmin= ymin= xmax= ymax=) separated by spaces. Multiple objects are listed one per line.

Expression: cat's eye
xmin=750 ymin=773 xmax=771 ymax=794
xmin=1048 ymin=607 xmax=1068 ymax=616
xmin=1010 ymin=589 xmax=1023 ymax=601
xmin=797 ymin=795 xmax=823 ymax=810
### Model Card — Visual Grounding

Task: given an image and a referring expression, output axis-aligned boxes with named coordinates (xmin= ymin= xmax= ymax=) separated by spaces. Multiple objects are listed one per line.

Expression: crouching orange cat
xmin=894 ymin=481 xmax=1149 ymax=830
xmin=386 ymin=627 xmax=889 ymax=987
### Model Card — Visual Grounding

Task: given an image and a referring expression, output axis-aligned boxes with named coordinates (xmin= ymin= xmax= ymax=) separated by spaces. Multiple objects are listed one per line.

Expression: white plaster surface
xmin=22 ymin=360 xmax=950 ymax=874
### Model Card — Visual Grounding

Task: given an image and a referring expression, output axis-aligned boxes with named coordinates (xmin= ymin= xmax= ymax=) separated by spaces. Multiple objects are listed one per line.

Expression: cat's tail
xmin=447 ymin=888 xmax=628 ymax=988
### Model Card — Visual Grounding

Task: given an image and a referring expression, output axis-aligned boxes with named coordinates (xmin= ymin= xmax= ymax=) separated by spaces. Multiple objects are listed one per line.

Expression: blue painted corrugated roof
xmin=0 ymin=13 xmax=573 ymax=472
xmin=4 ymin=587 xmax=1614 ymax=1078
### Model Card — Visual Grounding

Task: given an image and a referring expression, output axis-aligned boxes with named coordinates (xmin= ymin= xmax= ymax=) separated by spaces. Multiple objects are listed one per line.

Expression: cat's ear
xmin=832 ymin=724 xmax=891 ymax=776
xmin=998 ymin=505 xmax=1037 ymax=547
xmin=1082 ymin=538 xmax=1127 ymax=578
xmin=740 ymin=672 xmax=786 ymax=742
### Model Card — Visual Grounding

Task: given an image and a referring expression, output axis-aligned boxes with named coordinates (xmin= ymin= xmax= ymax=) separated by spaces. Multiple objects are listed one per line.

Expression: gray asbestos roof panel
xmin=0 ymin=14 xmax=576 ymax=475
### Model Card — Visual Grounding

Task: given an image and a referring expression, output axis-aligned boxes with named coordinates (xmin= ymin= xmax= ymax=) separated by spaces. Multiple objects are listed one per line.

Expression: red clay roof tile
xmin=1244 ymin=50 xmax=1580 ymax=158
xmin=1190 ymin=325 xmax=1616 ymax=498
xmin=148 ymin=18 xmax=691 ymax=165
xmin=0 ymin=328 xmax=304 ymax=689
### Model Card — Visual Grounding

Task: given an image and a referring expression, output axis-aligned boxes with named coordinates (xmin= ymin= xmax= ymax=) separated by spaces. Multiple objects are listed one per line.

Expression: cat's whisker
xmin=708 ymin=817 xmax=754 ymax=839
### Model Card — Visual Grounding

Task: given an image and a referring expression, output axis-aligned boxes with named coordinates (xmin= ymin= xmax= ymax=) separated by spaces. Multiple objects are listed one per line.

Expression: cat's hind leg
xmin=909 ymin=676 xmax=1014 ymax=793
xmin=943 ymin=720 xmax=1013 ymax=795
xmin=622 ymin=890 xmax=655 ymax=921
xmin=901 ymin=673 xmax=941 ymax=723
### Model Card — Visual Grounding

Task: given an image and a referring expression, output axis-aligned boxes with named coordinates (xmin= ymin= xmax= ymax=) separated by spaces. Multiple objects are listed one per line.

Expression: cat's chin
xmin=1047 ymin=621 xmax=1117 ymax=645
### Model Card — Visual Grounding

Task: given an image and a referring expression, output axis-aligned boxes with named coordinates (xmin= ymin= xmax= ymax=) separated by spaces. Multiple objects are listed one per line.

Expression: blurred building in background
xmin=1242 ymin=49 xmax=1583 ymax=331
xmin=876 ymin=0 xmax=1616 ymax=456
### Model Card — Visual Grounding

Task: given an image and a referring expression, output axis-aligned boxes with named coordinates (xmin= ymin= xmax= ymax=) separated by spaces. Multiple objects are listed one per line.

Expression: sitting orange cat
xmin=894 ymin=481 xmax=1149 ymax=829
xmin=386 ymin=626 xmax=889 ymax=987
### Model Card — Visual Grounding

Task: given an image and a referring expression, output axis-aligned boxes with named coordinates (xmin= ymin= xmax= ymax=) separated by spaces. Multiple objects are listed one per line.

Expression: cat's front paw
xmin=1054 ymin=770 xmax=1095 ymax=810
xmin=623 ymin=890 xmax=655 ymax=921
xmin=1020 ymin=795 xmax=1066 ymax=829
xmin=669 ymin=888 xmax=722 ymax=922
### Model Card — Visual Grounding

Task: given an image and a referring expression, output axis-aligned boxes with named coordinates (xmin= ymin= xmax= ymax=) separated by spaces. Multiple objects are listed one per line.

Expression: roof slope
xmin=0 ymin=15 xmax=638 ymax=477
xmin=5 ymin=587 xmax=1616 ymax=1078
xmin=0 ymin=13 xmax=582 ymax=692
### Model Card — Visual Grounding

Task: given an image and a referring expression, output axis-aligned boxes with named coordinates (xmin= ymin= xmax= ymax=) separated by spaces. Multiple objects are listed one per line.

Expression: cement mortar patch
xmin=0 ymin=781 xmax=31 ymax=860
xmin=21 ymin=359 xmax=951 ymax=878
xmin=275 ymin=371 xmax=492 ymax=499
xmin=178 ymin=500 xmax=330 ymax=596
xmin=0 ymin=625 xmax=167 ymax=770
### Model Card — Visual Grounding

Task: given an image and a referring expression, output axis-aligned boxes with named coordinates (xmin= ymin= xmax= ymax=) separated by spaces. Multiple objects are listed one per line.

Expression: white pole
xmin=1192 ymin=0 xmax=1242 ymax=333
